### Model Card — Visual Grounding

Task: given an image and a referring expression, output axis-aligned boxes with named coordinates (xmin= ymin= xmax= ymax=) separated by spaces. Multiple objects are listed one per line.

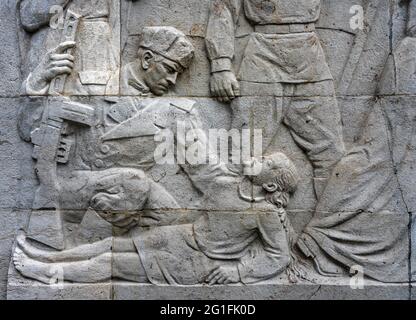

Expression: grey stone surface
xmin=0 ymin=98 xmax=33 ymax=298
xmin=112 ymin=281 xmax=411 ymax=301
xmin=0 ymin=1 xmax=22 ymax=97
xmin=8 ymin=278 xmax=411 ymax=300
xmin=1 ymin=0 xmax=416 ymax=300
xmin=412 ymin=214 xmax=416 ymax=283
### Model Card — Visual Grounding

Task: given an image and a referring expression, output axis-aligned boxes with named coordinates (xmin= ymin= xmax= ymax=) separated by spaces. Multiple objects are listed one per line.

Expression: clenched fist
xmin=210 ymin=71 xmax=240 ymax=103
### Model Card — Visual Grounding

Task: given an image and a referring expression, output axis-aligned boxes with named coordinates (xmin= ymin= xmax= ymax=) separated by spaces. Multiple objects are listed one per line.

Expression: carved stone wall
xmin=0 ymin=0 xmax=416 ymax=299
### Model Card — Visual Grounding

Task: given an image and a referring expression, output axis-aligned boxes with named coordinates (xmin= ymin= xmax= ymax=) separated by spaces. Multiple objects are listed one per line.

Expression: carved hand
xmin=206 ymin=265 xmax=241 ymax=285
xmin=29 ymin=41 xmax=75 ymax=92
xmin=210 ymin=71 xmax=240 ymax=103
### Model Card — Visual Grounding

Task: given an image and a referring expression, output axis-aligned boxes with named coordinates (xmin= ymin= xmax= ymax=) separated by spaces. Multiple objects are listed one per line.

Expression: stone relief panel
xmin=1 ymin=0 xmax=415 ymax=299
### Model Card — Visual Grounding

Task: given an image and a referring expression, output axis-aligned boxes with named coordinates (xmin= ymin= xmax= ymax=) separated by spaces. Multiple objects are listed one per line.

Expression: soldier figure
xmin=70 ymin=27 xmax=231 ymax=195
xmin=206 ymin=0 xmax=346 ymax=198
xmin=14 ymin=153 xmax=299 ymax=285
xmin=120 ymin=26 xmax=195 ymax=96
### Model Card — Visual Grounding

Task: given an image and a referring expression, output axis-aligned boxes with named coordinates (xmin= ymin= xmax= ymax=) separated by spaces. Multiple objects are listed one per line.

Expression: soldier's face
xmin=142 ymin=52 xmax=181 ymax=96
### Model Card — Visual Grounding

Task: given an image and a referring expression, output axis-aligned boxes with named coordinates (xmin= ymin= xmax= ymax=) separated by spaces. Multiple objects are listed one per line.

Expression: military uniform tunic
xmin=22 ymin=0 xmax=120 ymax=95
xmin=65 ymin=97 xmax=233 ymax=195
xmin=206 ymin=0 xmax=332 ymax=84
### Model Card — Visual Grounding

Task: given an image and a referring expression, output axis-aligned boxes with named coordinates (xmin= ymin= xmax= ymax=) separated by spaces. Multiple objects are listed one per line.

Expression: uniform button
xmin=95 ymin=159 xmax=105 ymax=168
xmin=100 ymin=144 xmax=110 ymax=154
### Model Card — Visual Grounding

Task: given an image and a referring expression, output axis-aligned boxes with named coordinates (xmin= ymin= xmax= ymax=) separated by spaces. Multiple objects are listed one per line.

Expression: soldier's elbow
xmin=20 ymin=4 xmax=48 ymax=32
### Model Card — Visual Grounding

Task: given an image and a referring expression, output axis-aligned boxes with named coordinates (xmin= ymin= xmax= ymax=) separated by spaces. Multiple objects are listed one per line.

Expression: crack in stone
xmin=379 ymin=95 xmax=413 ymax=300
xmin=308 ymin=285 xmax=322 ymax=300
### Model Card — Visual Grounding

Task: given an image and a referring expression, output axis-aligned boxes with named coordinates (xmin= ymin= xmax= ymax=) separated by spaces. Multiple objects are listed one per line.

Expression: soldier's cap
xmin=139 ymin=26 xmax=195 ymax=70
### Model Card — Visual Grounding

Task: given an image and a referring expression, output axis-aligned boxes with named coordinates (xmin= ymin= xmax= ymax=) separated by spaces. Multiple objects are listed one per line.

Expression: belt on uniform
xmin=254 ymin=23 xmax=315 ymax=34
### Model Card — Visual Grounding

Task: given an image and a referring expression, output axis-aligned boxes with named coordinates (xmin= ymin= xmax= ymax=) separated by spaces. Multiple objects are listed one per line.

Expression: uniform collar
xmin=127 ymin=64 xmax=151 ymax=96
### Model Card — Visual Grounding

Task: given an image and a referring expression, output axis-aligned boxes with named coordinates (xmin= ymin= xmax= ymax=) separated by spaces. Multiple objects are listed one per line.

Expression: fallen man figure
xmin=14 ymin=153 xmax=299 ymax=285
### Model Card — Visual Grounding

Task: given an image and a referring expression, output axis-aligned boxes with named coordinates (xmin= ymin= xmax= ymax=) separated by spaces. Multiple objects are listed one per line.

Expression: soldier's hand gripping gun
xmin=32 ymin=8 xmax=86 ymax=207
xmin=26 ymin=10 xmax=95 ymax=250
xmin=49 ymin=9 xmax=80 ymax=95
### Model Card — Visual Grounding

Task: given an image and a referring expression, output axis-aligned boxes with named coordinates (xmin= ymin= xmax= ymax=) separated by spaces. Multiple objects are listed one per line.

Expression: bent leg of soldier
xmin=282 ymin=81 xmax=346 ymax=199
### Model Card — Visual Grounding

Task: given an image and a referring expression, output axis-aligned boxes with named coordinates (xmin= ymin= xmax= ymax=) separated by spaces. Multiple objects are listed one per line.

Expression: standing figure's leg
xmin=229 ymin=96 xmax=252 ymax=171
xmin=229 ymin=92 xmax=283 ymax=172
xmin=282 ymin=80 xmax=346 ymax=199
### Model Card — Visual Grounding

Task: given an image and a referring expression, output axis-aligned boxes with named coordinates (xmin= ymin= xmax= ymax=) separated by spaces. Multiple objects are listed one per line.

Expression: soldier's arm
xmin=20 ymin=0 xmax=71 ymax=32
xmin=206 ymin=0 xmax=241 ymax=72
xmin=408 ymin=0 xmax=416 ymax=37
xmin=238 ymin=212 xmax=291 ymax=284
xmin=174 ymin=102 xmax=237 ymax=192
xmin=205 ymin=0 xmax=242 ymax=103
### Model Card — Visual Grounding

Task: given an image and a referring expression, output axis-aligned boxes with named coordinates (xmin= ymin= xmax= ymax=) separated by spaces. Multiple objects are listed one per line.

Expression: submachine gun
xmin=26 ymin=10 xmax=95 ymax=250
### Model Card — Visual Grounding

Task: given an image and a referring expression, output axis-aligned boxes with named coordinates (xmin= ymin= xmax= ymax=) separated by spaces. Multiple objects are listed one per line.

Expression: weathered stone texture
xmin=0 ymin=1 xmax=22 ymax=97
xmin=1 ymin=0 xmax=416 ymax=300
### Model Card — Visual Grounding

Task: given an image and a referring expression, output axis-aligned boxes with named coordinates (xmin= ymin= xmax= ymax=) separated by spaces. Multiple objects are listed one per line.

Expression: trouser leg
xmin=112 ymin=253 xmax=149 ymax=283
xmin=282 ymin=81 xmax=345 ymax=199
xmin=112 ymin=238 xmax=149 ymax=283
xmin=229 ymin=97 xmax=252 ymax=172
xmin=229 ymin=95 xmax=283 ymax=172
